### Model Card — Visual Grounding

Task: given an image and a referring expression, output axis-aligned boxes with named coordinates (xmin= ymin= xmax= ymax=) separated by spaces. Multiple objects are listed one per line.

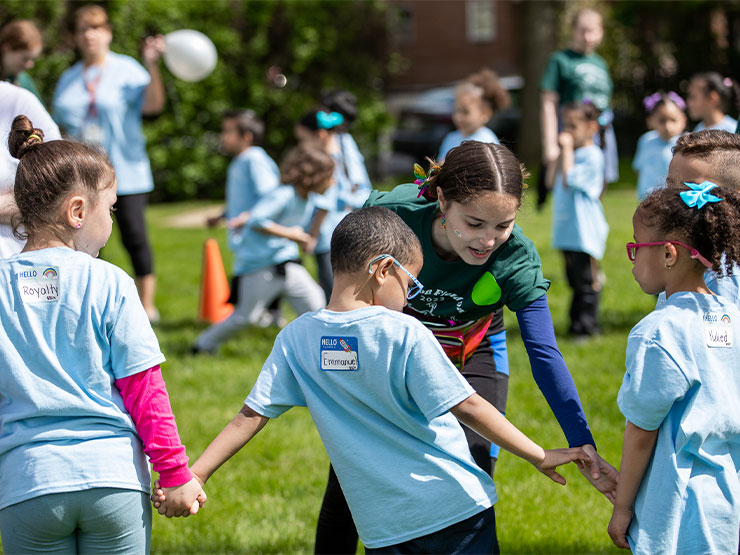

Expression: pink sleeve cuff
xmin=115 ymin=365 xmax=193 ymax=488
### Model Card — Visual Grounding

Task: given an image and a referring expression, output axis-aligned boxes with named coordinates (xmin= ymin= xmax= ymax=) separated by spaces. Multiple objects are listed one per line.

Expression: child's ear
xmin=437 ymin=187 xmax=447 ymax=212
xmin=372 ymin=257 xmax=395 ymax=286
xmin=664 ymin=243 xmax=679 ymax=269
xmin=64 ymin=194 xmax=87 ymax=229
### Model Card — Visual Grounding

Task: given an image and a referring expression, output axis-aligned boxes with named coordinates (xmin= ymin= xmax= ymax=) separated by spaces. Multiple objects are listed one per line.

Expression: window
xmin=466 ymin=0 xmax=496 ymax=43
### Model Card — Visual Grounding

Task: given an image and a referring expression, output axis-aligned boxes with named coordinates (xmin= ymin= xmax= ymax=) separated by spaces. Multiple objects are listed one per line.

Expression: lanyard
xmin=82 ymin=64 xmax=105 ymax=119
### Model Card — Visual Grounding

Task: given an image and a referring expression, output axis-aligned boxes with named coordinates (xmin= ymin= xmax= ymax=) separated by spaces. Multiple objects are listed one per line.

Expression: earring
xmin=441 ymin=212 xmax=446 ymax=230
xmin=665 ymin=263 xmax=673 ymax=270
xmin=75 ymin=222 xmax=82 ymax=229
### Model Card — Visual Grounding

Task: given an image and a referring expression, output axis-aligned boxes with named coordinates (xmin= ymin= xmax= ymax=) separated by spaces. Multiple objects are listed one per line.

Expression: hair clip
xmin=666 ymin=91 xmax=686 ymax=111
xmin=680 ymin=181 xmax=722 ymax=209
xmin=643 ymin=92 xmax=662 ymax=113
xmin=724 ymin=77 xmax=733 ymax=88
xmin=413 ymin=162 xmax=441 ymax=198
xmin=28 ymin=134 xmax=42 ymax=143
xmin=316 ymin=111 xmax=344 ymax=130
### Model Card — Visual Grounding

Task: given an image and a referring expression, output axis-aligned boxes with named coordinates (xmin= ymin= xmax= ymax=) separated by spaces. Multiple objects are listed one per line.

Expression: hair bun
xmin=8 ymin=114 xmax=44 ymax=160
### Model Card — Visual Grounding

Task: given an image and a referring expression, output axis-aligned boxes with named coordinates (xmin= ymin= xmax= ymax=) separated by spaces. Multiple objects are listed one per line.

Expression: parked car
xmin=391 ymin=75 xmax=523 ymax=162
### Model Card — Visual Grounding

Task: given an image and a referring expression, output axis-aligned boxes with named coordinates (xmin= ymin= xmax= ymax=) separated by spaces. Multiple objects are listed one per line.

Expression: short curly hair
xmin=671 ymin=130 xmax=740 ymax=191
xmin=280 ymin=143 xmax=335 ymax=195
xmin=637 ymin=184 xmax=740 ymax=276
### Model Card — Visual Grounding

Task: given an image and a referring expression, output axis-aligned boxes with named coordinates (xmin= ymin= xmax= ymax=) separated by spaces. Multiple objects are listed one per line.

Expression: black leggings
xmin=314 ymin=315 xmax=508 ymax=554
xmin=114 ymin=193 xmax=153 ymax=277
xmin=562 ymin=250 xmax=601 ymax=336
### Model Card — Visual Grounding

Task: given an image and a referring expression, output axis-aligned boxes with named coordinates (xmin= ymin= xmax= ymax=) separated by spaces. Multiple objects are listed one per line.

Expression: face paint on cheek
xmin=454 ymin=230 xmax=462 ymax=238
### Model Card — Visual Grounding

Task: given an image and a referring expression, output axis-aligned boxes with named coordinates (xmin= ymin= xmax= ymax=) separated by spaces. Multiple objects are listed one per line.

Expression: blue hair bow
xmin=680 ymin=181 xmax=722 ymax=209
xmin=316 ymin=111 xmax=344 ymax=130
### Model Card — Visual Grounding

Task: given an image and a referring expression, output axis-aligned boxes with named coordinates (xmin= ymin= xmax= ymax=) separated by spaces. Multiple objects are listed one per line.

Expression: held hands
xmin=608 ymin=505 xmax=633 ymax=549
xmin=142 ymin=35 xmax=166 ymax=66
xmin=577 ymin=444 xmax=619 ymax=504
xmin=532 ymin=446 xmax=592 ymax=485
xmin=150 ymin=477 xmax=207 ymax=518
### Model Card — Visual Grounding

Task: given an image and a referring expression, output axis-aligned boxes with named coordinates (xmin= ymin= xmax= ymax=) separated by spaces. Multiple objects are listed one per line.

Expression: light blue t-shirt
xmin=438 ymin=127 xmax=500 ymax=160
xmin=618 ymin=292 xmax=740 ymax=555
xmin=53 ymin=52 xmax=153 ymax=196
xmin=632 ymin=130 xmax=679 ymax=199
xmin=656 ymin=262 xmax=740 ymax=309
xmin=0 ymin=247 xmax=164 ymax=510
xmin=226 ymin=146 xmax=280 ymax=253
xmin=694 ymin=115 xmax=737 ymax=133
xmin=236 ymin=185 xmax=316 ymax=275
xmin=314 ymin=137 xmax=372 ymax=254
xmin=551 ymin=144 xmax=609 ymax=259
xmin=246 ymin=306 xmax=496 ymax=548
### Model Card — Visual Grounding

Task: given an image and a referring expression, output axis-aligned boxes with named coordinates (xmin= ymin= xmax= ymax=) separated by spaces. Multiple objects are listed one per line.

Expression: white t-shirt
xmin=0 ymin=82 xmax=61 ymax=258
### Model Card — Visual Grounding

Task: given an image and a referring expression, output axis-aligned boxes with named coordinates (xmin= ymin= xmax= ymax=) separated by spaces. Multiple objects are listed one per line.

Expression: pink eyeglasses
xmin=625 ymin=241 xmax=713 ymax=269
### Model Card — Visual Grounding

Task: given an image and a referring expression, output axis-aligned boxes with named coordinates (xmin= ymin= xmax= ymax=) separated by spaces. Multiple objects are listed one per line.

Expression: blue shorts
xmin=0 ymin=487 xmax=151 ymax=554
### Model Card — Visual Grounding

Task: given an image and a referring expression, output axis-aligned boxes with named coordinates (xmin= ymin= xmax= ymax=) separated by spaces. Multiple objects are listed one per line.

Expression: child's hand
xmin=287 ymin=227 xmax=313 ymax=248
xmin=301 ymin=235 xmax=318 ymax=254
xmin=533 ymin=446 xmax=592 ymax=485
xmin=153 ymin=477 xmax=207 ymax=518
xmin=577 ymin=444 xmax=618 ymax=504
xmin=207 ymin=215 xmax=224 ymax=228
xmin=558 ymin=131 xmax=574 ymax=150
xmin=608 ymin=505 xmax=633 ymax=549
xmin=227 ymin=211 xmax=250 ymax=230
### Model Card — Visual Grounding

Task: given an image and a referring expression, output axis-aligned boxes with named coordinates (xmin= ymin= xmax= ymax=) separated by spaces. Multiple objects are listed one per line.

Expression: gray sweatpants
xmin=195 ymin=262 xmax=325 ymax=351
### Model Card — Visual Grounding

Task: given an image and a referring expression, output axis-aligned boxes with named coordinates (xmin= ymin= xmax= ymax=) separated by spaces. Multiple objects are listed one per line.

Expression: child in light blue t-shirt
xmin=552 ymin=101 xmax=609 ymax=337
xmin=193 ymin=143 xmax=332 ymax=353
xmin=633 ymin=91 xmax=686 ymax=199
xmin=610 ymin=185 xmax=740 ymax=554
xmin=687 ymin=72 xmax=739 ymax=133
xmin=157 ymin=206 xmax=590 ymax=552
xmin=0 ymin=116 xmax=205 ymax=553
xmin=658 ymin=129 xmax=740 ymax=309
xmin=295 ymin=106 xmax=372 ymax=302
xmin=438 ymin=68 xmax=509 ymax=160
xmin=207 ymin=109 xmax=281 ymax=325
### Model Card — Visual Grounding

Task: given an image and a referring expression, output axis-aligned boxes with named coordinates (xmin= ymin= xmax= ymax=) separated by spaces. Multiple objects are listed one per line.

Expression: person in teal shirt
xmin=315 ymin=141 xmax=619 ymax=553
xmin=0 ymin=20 xmax=43 ymax=104
xmin=539 ymin=8 xmax=617 ymax=207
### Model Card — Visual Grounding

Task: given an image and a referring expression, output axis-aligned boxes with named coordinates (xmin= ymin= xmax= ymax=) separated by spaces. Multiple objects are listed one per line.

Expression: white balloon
xmin=163 ymin=30 xmax=217 ymax=82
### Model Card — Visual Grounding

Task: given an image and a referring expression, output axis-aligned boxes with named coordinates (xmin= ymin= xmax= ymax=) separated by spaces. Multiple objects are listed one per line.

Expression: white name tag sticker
xmin=703 ymin=312 xmax=733 ymax=348
xmin=17 ymin=266 xmax=60 ymax=303
xmin=320 ymin=336 xmax=359 ymax=371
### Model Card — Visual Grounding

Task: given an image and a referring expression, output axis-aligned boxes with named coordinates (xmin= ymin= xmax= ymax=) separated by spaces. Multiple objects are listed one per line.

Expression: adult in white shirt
xmin=0 ymin=81 xmax=60 ymax=258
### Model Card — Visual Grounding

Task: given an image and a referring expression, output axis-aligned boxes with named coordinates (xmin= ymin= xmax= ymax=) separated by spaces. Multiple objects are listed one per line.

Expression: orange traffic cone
xmin=198 ymin=238 xmax=234 ymax=323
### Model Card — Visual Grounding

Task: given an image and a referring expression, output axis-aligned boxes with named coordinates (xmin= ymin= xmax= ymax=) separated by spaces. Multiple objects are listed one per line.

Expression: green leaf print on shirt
xmin=471 ymin=272 xmax=502 ymax=306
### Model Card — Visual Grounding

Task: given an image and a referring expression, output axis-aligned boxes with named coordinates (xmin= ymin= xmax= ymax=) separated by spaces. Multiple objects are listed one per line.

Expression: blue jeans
xmin=365 ymin=506 xmax=498 ymax=554
xmin=0 ymin=488 xmax=151 ymax=554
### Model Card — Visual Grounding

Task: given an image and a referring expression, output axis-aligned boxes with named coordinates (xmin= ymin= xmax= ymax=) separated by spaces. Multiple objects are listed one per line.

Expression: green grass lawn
xmin=99 ymin=183 xmax=649 ymax=554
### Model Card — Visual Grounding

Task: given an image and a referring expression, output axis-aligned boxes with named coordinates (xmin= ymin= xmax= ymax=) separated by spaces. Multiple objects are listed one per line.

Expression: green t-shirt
xmin=540 ymin=49 xmax=612 ymax=112
xmin=365 ymin=183 xmax=550 ymax=321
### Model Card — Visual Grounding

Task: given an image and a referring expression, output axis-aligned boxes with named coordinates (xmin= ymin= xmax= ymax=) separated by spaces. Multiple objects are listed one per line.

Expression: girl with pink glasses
xmin=610 ymin=182 xmax=740 ymax=553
